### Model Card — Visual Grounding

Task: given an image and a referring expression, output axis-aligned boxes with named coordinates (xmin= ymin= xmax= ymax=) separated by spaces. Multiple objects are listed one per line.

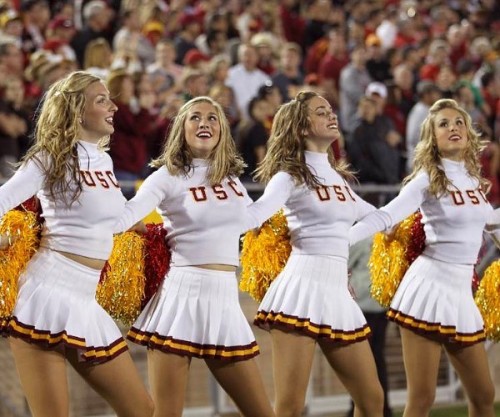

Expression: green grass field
xmin=393 ymin=403 xmax=500 ymax=416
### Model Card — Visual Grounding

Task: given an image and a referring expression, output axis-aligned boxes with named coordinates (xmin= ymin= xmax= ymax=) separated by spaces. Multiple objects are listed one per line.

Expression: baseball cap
xmin=48 ymin=16 xmax=74 ymax=30
xmin=365 ymin=81 xmax=388 ymax=98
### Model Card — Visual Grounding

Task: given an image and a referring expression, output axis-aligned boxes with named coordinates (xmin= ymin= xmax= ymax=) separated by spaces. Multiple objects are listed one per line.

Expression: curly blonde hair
xmin=405 ymin=98 xmax=489 ymax=197
xmin=254 ymin=90 xmax=353 ymax=187
xmin=21 ymin=71 xmax=108 ymax=206
xmin=151 ymin=96 xmax=245 ymax=185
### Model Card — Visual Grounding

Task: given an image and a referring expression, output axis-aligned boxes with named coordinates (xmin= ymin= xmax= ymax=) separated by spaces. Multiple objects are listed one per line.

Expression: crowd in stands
xmin=0 ymin=0 xmax=499 ymax=204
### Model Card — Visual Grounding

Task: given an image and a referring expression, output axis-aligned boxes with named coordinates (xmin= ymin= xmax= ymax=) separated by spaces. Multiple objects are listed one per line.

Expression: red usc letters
xmin=189 ymin=180 xmax=245 ymax=202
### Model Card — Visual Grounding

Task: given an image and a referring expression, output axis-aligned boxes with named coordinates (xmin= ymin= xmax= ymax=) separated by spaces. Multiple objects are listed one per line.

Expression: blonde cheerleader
xmin=113 ymin=96 xmax=275 ymax=417
xmin=0 ymin=71 xmax=153 ymax=417
xmin=350 ymin=98 xmax=499 ymax=417
xmin=243 ymin=91 xmax=384 ymax=417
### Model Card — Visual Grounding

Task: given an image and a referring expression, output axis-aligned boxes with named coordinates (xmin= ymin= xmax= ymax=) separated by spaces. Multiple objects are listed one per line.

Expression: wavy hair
xmin=405 ymin=98 xmax=489 ymax=197
xmin=21 ymin=71 xmax=106 ymax=206
xmin=254 ymin=90 xmax=353 ymax=187
xmin=151 ymin=96 xmax=245 ymax=185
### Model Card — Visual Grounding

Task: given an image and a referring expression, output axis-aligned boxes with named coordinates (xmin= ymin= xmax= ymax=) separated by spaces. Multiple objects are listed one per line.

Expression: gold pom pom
xmin=96 ymin=232 xmax=146 ymax=325
xmin=369 ymin=212 xmax=420 ymax=307
xmin=475 ymin=260 xmax=500 ymax=341
xmin=0 ymin=210 xmax=41 ymax=319
xmin=239 ymin=210 xmax=291 ymax=302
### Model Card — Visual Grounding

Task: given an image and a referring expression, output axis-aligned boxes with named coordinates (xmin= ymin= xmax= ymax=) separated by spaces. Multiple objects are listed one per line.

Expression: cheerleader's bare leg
xmin=67 ymin=349 xmax=154 ymax=417
xmin=444 ymin=342 xmax=495 ymax=417
xmin=269 ymin=329 xmax=316 ymax=417
xmin=400 ymin=328 xmax=442 ymax=417
xmin=206 ymin=356 xmax=275 ymax=417
xmin=319 ymin=338 xmax=384 ymax=417
xmin=9 ymin=338 xmax=70 ymax=417
xmin=147 ymin=350 xmax=191 ymax=417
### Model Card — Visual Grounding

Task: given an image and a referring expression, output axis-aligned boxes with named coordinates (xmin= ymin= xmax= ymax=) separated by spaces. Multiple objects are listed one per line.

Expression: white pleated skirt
xmin=388 ymin=254 xmax=485 ymax=346
xmin=2 ymin=248 xmax=128 ymax=363
xmin=254 ymin=253 xmax=371 ymax=344
xmin=127 ymin=266 xmax=260 ymax=361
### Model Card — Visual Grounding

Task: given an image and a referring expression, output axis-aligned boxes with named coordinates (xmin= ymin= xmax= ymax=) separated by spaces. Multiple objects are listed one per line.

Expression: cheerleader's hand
xmin=347 ymin=270 xmax=357 ymax=299
xmin=0 ymin=234 xmax=12 ymax=250
xmin=129 ymin=221 xmax=147 ymax=234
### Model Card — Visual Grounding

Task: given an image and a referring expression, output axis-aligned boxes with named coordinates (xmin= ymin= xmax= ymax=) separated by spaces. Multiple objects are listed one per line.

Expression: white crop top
xmin=349 ymin=159 xmax=495 ymax=264
xmin=0 ymin=141 xmax=126 ymax=260
xmin=114 ymin=160 xmax=252 ymax=267
xmin=245 ymin=151 xmax=376 ymax=260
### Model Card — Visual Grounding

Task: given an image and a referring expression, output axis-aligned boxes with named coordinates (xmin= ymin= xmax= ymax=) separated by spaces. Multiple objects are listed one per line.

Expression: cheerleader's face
xmin=80 ymin=81 xmax=117 ymax=143
xmin=184 ymin=102 xmax=221 ymax=158
xmin=305 ymin=95 xmax=339 ymax=152
xmin=434 ymin=107 xmax=468 ymax=161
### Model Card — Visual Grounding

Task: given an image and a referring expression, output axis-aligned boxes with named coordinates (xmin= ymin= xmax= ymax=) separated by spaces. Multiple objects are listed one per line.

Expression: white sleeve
xmin=349 ymin=173 xmax=428 ymax=245
xmin=113 ymin=169 xmax=169 ymax=233
xmin=243 ymin=172 xmax=294 ymax=231
xmin=351 ymin=188 xmax=377 ymax=221
xmin=485 ymin=207 xmax=500 ymax=247
xmin=0 ymin=159 xmax=45 ymax=217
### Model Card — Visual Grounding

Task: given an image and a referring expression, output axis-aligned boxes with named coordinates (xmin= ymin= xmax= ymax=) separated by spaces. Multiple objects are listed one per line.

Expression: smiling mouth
xmin=197 ymin=132 xmax=212 ymax=139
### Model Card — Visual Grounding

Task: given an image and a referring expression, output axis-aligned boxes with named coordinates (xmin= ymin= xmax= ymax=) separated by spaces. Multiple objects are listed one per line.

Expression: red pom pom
xmin=406 ymin=211 xmax=425 ymax=264
xmin=472 ymin=270 xmax=480 ymax=293
xmin=16 ymin=196 xmax=43 ymax=225
xmin=142 ymin=224 xmax=171 ymax=308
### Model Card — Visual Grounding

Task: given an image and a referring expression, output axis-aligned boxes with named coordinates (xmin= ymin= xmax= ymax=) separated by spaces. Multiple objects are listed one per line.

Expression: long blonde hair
xmin=151 ymin=96 xmax=245 ymax=185
xmin=21 ymin=71 xmax=108 ymax=206
xmin=405 ymin=98 xmax=489 ymax=197
xmin=255 ymin=90 xmax=353 ymax=187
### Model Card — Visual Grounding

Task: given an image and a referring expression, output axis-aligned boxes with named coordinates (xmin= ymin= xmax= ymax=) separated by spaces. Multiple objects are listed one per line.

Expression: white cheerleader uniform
xmin=0 ymin=141 xmax=128 ymax=363
xmin=245 ymin=151 xmax=376 ymax=344
xmin=115 ymin=160 xmax=259 ymax=361
xmin=350 ymin=159 xmax=496 ymax=346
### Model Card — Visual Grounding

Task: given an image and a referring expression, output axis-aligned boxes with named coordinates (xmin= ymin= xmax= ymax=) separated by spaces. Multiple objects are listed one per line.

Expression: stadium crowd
xmin=0 ymin=0 xmax=499 ymax=204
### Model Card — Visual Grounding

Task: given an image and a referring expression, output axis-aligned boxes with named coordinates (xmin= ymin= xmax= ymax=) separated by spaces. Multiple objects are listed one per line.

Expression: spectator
xmin=365 ymin=34 xmax=391 ymax=83
xmin=112 ymin=9 xmax=155 ymax=69
xmin=348 ymin=96 xmax=401 ymax=191
xmin=339 ymin=45 xmax=372 ymax=140
xmin=0 ymin=40 xmax=24 ymax=77
xmin=70 ymin=0 xmax=112 ymax=67
xmin=318 ymin=27 xmax=349 ymax=109
xmin=271 ymin=41 xmax=304 ymax=102
xmin=179 ymin=68 xmax=209 ymax=102
xmin=174 ymin=12 xmax=202 ymax=66
xmin=419 ymin=39 xmax=450 ymax=82
xmin=250 ymin=31 xmax=278 ymax=75
xmin=0 ymin=74 xmax=31 ymax=178
xmin=107 ymin=68 xmax=157 ymax=198
xmin=236 ymin=95 xmax=270 ymax=180
xmin=20 ymin=0 xmax=51 ymax=55
xmin=225 ymin=43 xmax=270 ymax=120
xmin=406 ymin=80 xmax=442 ymax=172
xmin=83 ymin=37 xmax=113 ymax=79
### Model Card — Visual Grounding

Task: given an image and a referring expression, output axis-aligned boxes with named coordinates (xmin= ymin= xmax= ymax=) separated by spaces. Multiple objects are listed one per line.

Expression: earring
xmin=79 ymin=118 xmax=83 ymax=124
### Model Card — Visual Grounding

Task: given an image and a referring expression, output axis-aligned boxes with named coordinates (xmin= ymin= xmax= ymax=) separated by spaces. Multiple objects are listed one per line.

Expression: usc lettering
xmin=315 ymin=185 xmax=356 ymax=202
xmin=451 ymin=189 xmax=487 ymax=206
xmin=80 ymin=170 xmax=120 ymax=189
xmin=189 ymin=180 xmax=245 ymax=202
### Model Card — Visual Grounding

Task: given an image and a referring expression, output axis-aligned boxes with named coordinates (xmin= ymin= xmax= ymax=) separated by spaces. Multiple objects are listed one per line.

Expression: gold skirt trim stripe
xmin=127 ymin=327 xmax=260 ymax=361
xmin=388 ymin=309 xmax=486 ymax=345
xmin=254 ymin=310 xmax=371 ymax=344
xmin=5 ymin=317 xmax=128 ymax=363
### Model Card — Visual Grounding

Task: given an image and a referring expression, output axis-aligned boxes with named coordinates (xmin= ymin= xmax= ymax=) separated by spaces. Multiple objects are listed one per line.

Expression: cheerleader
xmin=0 ymin=71 xmax=153 ymax=417
xmin=244 ymin=91 xmax=384 ymax=417
xmin=350 ymin=98 xmax=498 ymax=417
xmin=114 ymin=96 xmax=275 ymax=417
